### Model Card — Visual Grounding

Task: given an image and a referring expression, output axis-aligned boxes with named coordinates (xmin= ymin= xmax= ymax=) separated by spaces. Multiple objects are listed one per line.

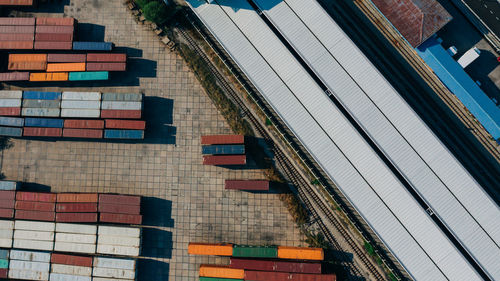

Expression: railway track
xmin=176 ymin=17 xmax=389 ymax=281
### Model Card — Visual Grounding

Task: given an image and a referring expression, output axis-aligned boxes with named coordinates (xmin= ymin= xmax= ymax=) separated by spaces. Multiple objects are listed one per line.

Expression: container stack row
xmin=0 ymin=17 xmax=35 ymax=50
xmin=9 ymin=249 xmax=50 ymax=280
xmin=189 ymin=243 xmax=335 ymax=281
xmin=201 ymin=134 xmax=246 ymax=166
xmin=99 ymin=194 xmax=142 ymax=225
xmin=0 ymin=90 xmax=145 ymax=139
xmin=97 ymin=225 xmax=141 ymax=257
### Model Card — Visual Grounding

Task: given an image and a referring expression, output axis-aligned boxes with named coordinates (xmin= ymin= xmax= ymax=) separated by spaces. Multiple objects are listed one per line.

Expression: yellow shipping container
xmin=188 ymin=243 xmax=233 ymax=256
xmin=29 ymin=72 xmax=68 ymax=82
xmin=9 ymin=54 xmax=47 ymax=63
xmin=277 ymin=246 xmax=324 ymax=261
xmin=46 ymin=63 xmax=86 ymax=72
xmin=199 ymin=265 xmax=244 ymax=279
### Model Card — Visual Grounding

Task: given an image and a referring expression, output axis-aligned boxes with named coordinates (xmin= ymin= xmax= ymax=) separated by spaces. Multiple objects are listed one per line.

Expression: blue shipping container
xmin=0 ymin=117 xmax=24 ymax=127
xmin=72 ymin=41 xmax=113 ymax=51
xmin=0 ymin=181 xmax=17 ymax=191
xmin=202 ymin=145 xmax=245 ymax=155
xmin=23 ymin=91 xmax=61 ymax=100
xmin=24 ymin=118 xmax=64 ymax=128
xmin=0 ymin=127 xmax=22 ymax=137
xmin=0 ymin=249 xmax=8 ymax=260
xmin=104 ymin=129 xmax=144 ymax=139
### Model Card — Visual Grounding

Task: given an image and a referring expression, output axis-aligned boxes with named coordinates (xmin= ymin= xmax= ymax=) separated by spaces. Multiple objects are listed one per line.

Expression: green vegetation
xmin=279 ymin=192 xmax=308 ymax=226
xmin=135 ymin=0 xmax=177 ymax=25
xmin=364 ymin=241 xmax=376 ymax=256
xmin=311 ymin=178 xmax=320 ymax=185
xmin=305 ymin=232 xmax=330 ymax=249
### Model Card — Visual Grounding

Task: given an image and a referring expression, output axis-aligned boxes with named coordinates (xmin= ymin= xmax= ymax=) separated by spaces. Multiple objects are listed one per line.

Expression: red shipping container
xmin=0 ymin=208 xmax=14 ymax=218
xmin=0 ymin=0 xmax=33 ymax=5
xmin=0 ymin=25 xmax=34 ymax=33
xmin=0 ymin=72 xmax=30 ymax=82
xmin=34 ymin=41 xmax=72 ymax=50
xmin=225 ymin=180 xmax=269 ymax=191
xmin=15 ymin=201 xmax=55 ymax=212
xmin=203 ymin=155 xmax=246 ymax=165
xmin=16 ymin=191 xmax=56 ymax=202
xmin=48 ymin=54 xmax=86 ymax=63
xmin=15 ymin=210 xmax=55 ymax=221
xmin=63 ymin=129 xmax=103 ymax=139
xmin=35 ymin=33 xmax=73 ymax=42
xmin=291 ymin=273 xmax=336 ymax=281
xmin=0 ymin=107 xmax=21 ymax=116
xmin=36 ymin=17 xmax=75 ymax=26
xmin=56 ymin=212 xmax=98 ymax=223
xmin=35 ymin=25 xmax=74 ymax=34
xmin=98 ymin=203 xmax=140 ymax=215
xmin=201 ymin=135 xmax=244 ymax=145
xmin=99 ymin=194 xmax=141 ymax=206
xmin=56 ymin=202 xmax=97 ymax=213
xmin=86 ymin=53 xmax=126 ymax=62
xmin=0 ymin=190 xmax=15 ymax=200
xmin=0 ymin=41 xmax=33 ymax=50
xmin=0 ymin=268 xmax=7 ymax=279
xmin=23 ymin=127 xmax=62 ymax=137
xmin=51 ymin=253 xmax=92 ymax=267
xmin=57 ymin=193 xmax=98 ymax=203
xmin=0 ymin=17 xmax=35 ymax=25
xmin=0 ymin=33 xmax=34 ymax=41
xmin=244 ymin=271 xmax=291 ymax=280
xmin=64 ymin=119 xmax=104 ymax=129
xmin=105 ymin=120 xmax=145 ymax=130
xmin=86 ymin=62 xmax=126 ymax=71
xmin=275 ymin=261 xmax=322 ymax=274
xmin=229 ymin=258 xmax=275 ymax=271
xmin=100 ymin=110 xmax=141 ymax=119
xmin=100 ymin=213 xmax=142 ymax=225
xmin=0 ymin=199 xmax=14 ymax=209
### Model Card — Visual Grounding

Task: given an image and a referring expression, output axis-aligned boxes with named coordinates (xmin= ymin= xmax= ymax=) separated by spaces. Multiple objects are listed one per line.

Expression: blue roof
xmin=416 ymin=37 xmax=500 ymax=141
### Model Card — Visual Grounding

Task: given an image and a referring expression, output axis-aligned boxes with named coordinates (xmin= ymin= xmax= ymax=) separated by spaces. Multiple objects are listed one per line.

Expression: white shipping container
xmin=10 ymin=249 xmax=51 ymax=262
xmin=0 ymin=180 xmax=18 ymax=190
xmin=13 ymin=239 xmax=54 ymax=251
xmin=14 ymin=230 xmax=54 ymax=241
xmin=61 ymin=100 xmax=101 ymax=109
xmin=0 ymin=238 xmax=12 ymax=248
xmin=8 ymin=268 xmax=49 ymax=281
xmin=97 ymin=236 xmax=140 ymax=247
xmin=0 ymin=99 xmax=21 ymax=107
xmin=62 ymin=92 xmax=101 ymax=101
xmin=93 ymin=257 xmax=136 ymax=270
xmin=92 ymin=267 xmax=135 ymax=279
xmin=22 ymin=108 xmax=60 ymax=117
xmin=55 ymin=233 xmax=96 ymax=244
xmin=0 ymin=90 xmax=22 ymax=99
xmin=96 ymin=244 xmax=139 ymax=257
xmin=0 ymin=229 xmax=12 ymax=239
xmin=54 ymin=242 xmax=96 ymax=254
xmin=60 ymin=109 xmax=100 ymax=118
xmin=92 ymin=278 xmax=134 ymax=281
xmin=51 ymin=264 xmax=92 ymax=276
xmin=9 ymin=260 xmax=49 ymax=271
xmin=15 ymin=220 xmax=55 ymax=232
xmin=98 ymin=226 xmax=140 ymax=238
xmin=55 ymin=223 xmax=96 ymax=235
xmin=49 ymin=273 xmax=91 ymax=281
xmin=101 ymin=101 xmax=141 ymax=110
xmin=0 ymin=220 xmax=14 ymax=229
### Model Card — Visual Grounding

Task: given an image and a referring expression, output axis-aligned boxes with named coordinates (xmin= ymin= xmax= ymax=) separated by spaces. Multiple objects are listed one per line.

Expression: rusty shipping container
xmin=225 ymin=180 xmax=269 ymax=191
xmin=35 ymin=33 xmax=73 ymax=42
xmin=36 ymin=17 xmax=75 ymax=26
xmin=229 ymin=259 xmax=275 ymax=271
xmin=86 ymin=62 xmax=126 ymax=71
xmin=105 ymin=119 xmax=145 ymax=130
xmin=86 ymin=53 xmax=126 ymax=62
xmin=51 ymin=253 xmax=93 ymax=267
xmin=48 ymin=54 xmax=86 ymax=63
xmin=62 ymin=128 xmax=103 ymax=139
xmin=0 ymin=208 xmax=13 ymax=218
xmin=15 ymin=201 xmax=55 ymax=212
xmin=0 ymin=41 xmax=33 ymax=49
xmin=201 ymin=135 xmax=244 ymax=145
xmin=0 ymin=25 xmax=34 ymax=33
xmin=0 ymin=17 xmax=35 ymax=25
xmin=55 ymin=212 xmax=97 ymax=223
xmin=244 ymin=271 xmax=335 ymax=281
xmin=203 ymin=155 xmax=246 ymax=165
xmin=34 ymin=41 xmax=72 ymax=50
xmin=275 ymin=261 xmax=322 ymax=274
xmin=0 ymin=190 xmax=15 ymax=200
xmin=56 ymin=193 xmax=98 ymax=203
xmin=99 ymin=194 xmax=141 ymax=205
xmin=35 ymin=25 xmax=74 ymax=33
xmin=98 ymin=203 xmax=140 ymax=215
xmin=0 ymin=72 xmax=29 ymax=82
xmin=64 ymin=120 xmax=104 ymax=129
xmin=99 ymin=213 xmax=142 ymax=224
xmin=100 ymin=109 xmax=141 ymax=119
xmin=8 ymin=61 xmax=46 ymax=71
xmin=16 ymin=191 xmax=56 ymax=202
xmin=0 ymin=199 xmax=14 ymax=209
xmin=0 ymin=0 xmax=33 ymax=5
xmin=15 ymin=210 xmax=55 ymax=221
xmin=0 ymin=33 xmax=34 ymax=41
xmin=56 ymin=202 xmax=97 ymax=213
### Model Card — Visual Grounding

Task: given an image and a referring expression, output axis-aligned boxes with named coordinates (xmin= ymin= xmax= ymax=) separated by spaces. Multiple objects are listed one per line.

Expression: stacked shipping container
xmin=93 ymin=256 xmax=136 ymax=281
xmin=34 ymin=17 xmax=75 ymax=50
xmin=201 ymin=135 xmax=246 ymax=166
xmin=97 ymin=225 xmax=141 ymax=257
xmin=0 ymin=249 xmax=8 ymax=278
xmin=22 ymin=91 xmax=61 ymax=117
xmin=87 ymin=53 xmax=127 ymax=71
xmin=54 ymin=223 xmax=97 ymax=254
xmin=13 ymin=220 xmax=55 ymax=251
xmin=0 ymin=190 xmax=15 ymax=219
xmin=0 ymin=17 xmax=35 ymax=50
xmin=0 ymin=220 xmax=13 ymax=248
xmin=99 ymin=194 xmax=142 ymax=225
xmin=15 ymin=191 xmax=56 ymax=221
xmin=8 ymin=249 xmax=51 ymax=280
xmin=56 ymin=193 xmax=99 ymax=222
xmin=0 ymin=91 xmax=23 ymax=136
xmin=50 ymin=253 xmax=93 ymax=281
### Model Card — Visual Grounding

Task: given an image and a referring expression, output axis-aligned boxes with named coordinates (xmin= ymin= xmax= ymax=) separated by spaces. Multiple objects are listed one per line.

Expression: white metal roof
xmin=253 ymin=0 xmax=500 ymax=279
xmin=186 ymin=0 xmax=483 ymax=279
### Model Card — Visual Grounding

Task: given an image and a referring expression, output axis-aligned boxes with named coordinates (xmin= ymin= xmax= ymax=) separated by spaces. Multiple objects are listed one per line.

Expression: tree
xmin=142 ymin=1 xmax=169 ymax=25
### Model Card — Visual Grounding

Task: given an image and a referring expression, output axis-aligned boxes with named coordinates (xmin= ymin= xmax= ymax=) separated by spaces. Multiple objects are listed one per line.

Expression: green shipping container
xmin=200 ymin=278 xmax=243 ymax=281
xmin=232 ymin=245 xmax=277 ymax=258
xmin=69 ymin=71 xmax=109 ymax=81
xmin=0 ymin=259 xmax=8 ymax=269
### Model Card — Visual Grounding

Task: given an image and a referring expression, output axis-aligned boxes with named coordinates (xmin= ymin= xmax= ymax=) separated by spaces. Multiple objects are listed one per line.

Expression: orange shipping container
xmin=8 ymin=61 xmax=46 ymax=71
xmin=29 ymin=72 xmax=68 ymax=82
xmin=9 ymin=54 xmax=47 ymax=63
xmin=199 ymin=265 xmax=244 ymax=279
xmin=277 ymin=246 xmax=324 ymax=261
xmin=188 ymin=243 xmax=233 ymax=256
xmin=46 ymin=63 xmax=86 ymax=72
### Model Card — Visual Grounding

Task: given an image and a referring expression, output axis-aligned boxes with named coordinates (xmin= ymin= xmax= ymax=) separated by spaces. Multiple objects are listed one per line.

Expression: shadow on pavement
xmin=141 ymin=197 xmax=174 ymax=228
xmin=138 ymin=259 xmax=170 ymax=281
xmin=141 ymin=227 xmax=173 ymax=259
xmin=18 ymin=182 xmax=51 ymax=192
xmin=76 ymin=23 xmax=105 ymax=42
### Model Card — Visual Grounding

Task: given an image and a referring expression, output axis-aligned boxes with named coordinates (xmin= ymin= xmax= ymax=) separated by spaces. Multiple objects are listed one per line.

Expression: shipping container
xmin=0 ymin=33 xmax=34 ymax=41
xmin=101 ymin=93 xmax=142 ymax=102
xmin=0 ymin=268 xmax=6 ymax=279
xmin=60 ymin=109 xmax=100 ymax=118
xmin=14 ymin=229 xmax=54 ymax=241
xmin=56 ymin=193 xmax=99 ymax=203
xmin=96 ymin=244 xmax=139 ymax=257
xmin=23 ymin=91 xmax=62 ymax=100
xmin=229 ymin=258 xmax=275 ymax=271
xmin=99 ymin=213 xmax=142 ymax=225
xmin=15 ymin=210 xmax=55 ymax=221
xmin=56 ymin=203 xmax=97 ymax=212
xmin=62 ymin=128 xmax=102 ymax=138
xmin=29 ymin=72 xmax=68 ymax=82
xmin=0 ymin=180 xmax=18 ymax=190
xmin=0 ymin=72 xmax=29 ymax=82
xmin=51 ymin=253 xmax=93 ymax=267
xmin=0 ymin=126 xmax=22 ymax=137
xmin=62 ymin=92 xmax=101 ymax=101
xmin=55 ymin=212 xmax=98 ymax=223
xmin=0 ymin=41 xmax=33 ymax=49
xmin=99 ymin=194 xmax=141 ymax=206
xmin=72 ymin=42 xmax=112 ymax=51
xmin=0 ymin=249 xmax=8 ymax=260
xmin=199 ymin=265 xmax=244 ymax=279
xmin=243 ymin=271 xmax=289 ymax=281
xmin=202 ymin=145 xmax=245 ymax=155
xmin=23 ymin=99 xmax=60 ymax=108
xmin=0 ymin=107 xmax=21 ymax=116
xmin=199 ymin=278 xmax=243 ymax=281
xmin=16 ymin=192 xmax=57 ymax=202
xmin=0 ymin=25 xmax=34 ymax=33
xmin=0 ymin=116 xmax=23 ymax=127
xmin=8 ymin=268 xmax=49 ymax=281
xmin=0 ymin=208 xmax=14 ymax=218
xmin=98 ymin=225 xmax=140 ymax=237
xmin=86 ymin=53 xmax=126 ymax=62
xmin=22 ymin=108 xmax=60 ymax=117
xmin=86 ymin=62 xmax=126 ymax=71
xmin=0 ymin=0 xmax=33 ymax=5
xmin=92 ymin=278 xmax=135 ymax=281
xmin=36 ymin=17 xmax=75 ymax=26
xmin=24 ymin=118 xmax=63 ymax=128
xmin=104 ymin=129 xmax=144 ymax=139
xmin=14 ymin=220 xmax=55 ymax=231
xmin=9 ymin=54 xmax=46 ymax=63
xmin=97 ymin=235 xmax=140 ymax=247
xmin=188 ymin=243 xmax=234 ymax=256
xmin=55 ymin=233 xmax=96 ymax=244
xmin=64 ymin=120 xmax=103 ymax=129
xmin=8 ymin=61 xmax=46 ymax=71
xmin=201 ymin=135 xmax=244 ymax=145
xmin=35 ymin=33 xmax=73 ymax=42
xmin=68 ymin=71 xmax=108 ymax=81
xmin=232 ymin=245 xmax=277 ymax=258
xmin=55 ymin=223 xmax=97 ymax=234
xmin=34 ymin=41 xmax=73 ymax=50
xmin=35 ymin=25 xmax=74 ymax=34
xmin=0 ymin=99 xmax=21 ymax=107
xmin=0 ymin=220 xmax=14 ymax=229
xmin=0 ymin=238 xmax=11 ymax=248
xmin=104 ymin=119 xmax=145 ymax=130
xmin=92 ymin=267 xmax=135 ymax=279
xmin=0 ymin=199 xmax=14 ymax=208
xmin=61 ymin=100 xmax=100 ymax=109
xmin=93 ymin=257 xmax=136 ymax=270
xmin=0 ymin=190 xmax=16 ymax=200
xmin=15 ymin=201 xmax=55 ymax=212
xmin=100 ymin=109 xmax=141 ymax=119
xmin=0 ymin=17 xmax=35 ymax=25
xmin=101 ymin=101 xmax=141 ymax=110
xmin=0 ymin=259 xmax=8 ymax=268
xmin=277 ymin=246 xmax=324 ymax=261
xmin=54 ymin=242 xmax=96 ymax=254
xmin=47 ymin=63 xmax=86 ymax=72
xmin=225 ymin=180 xmax=269 ymax=191
xmin=275 ymin=261 xmax=322 ymax=274
xmin=47 ymin=54 xmax=86 ymax=63
xmin=9 ymin=260 xmax=49 ymax=271
xmin=98 ymin=203 xmax=140 ymax=215
xmin=49 ymin=273 xmax=91 ymax=281
xmin=203 ymin=155 xmax=246 ymax=166
xmin=13 ymin=239 xmax=53 ymax=251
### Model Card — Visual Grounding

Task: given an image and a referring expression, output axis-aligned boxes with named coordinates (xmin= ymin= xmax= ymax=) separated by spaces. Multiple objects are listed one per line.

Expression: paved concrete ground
xmin=1 ymin=1 xmax=305 ymax=280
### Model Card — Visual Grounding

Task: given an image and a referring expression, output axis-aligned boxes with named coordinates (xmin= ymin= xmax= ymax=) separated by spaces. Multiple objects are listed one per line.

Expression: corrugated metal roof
xmin=186 ymin=0 xmax=483 ymax=279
